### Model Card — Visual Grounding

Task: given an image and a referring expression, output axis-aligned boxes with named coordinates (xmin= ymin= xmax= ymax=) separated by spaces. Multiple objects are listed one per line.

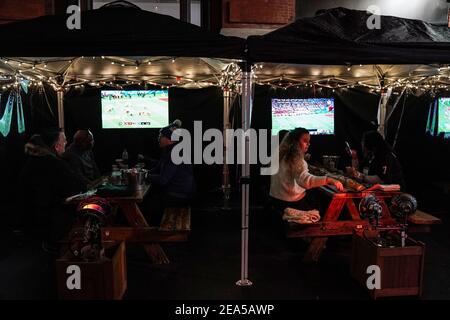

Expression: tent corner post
xmin=222 ymin=88 xmax=232 ymax=207
xmin=377 ymin=87 xmax=392 ymax=138
xmin=57 ymin=89 xmax=65 ymax=129
xmin=236 ymin=61 xmax=253 ymax=287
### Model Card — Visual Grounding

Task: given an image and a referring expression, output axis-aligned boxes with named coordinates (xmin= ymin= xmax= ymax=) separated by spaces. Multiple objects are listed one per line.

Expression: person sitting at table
xmin=63 ymin=129 xmax=101 ymax=185
xmin=19 ymin=128 xmax=87 ymax=253
xmin=270 ymin=127 xmax=344 ymax=223
xmin=144 ymin=120 xmax=195 ymax=225
xmin=347 ymin=130 xmax=406 ymax=190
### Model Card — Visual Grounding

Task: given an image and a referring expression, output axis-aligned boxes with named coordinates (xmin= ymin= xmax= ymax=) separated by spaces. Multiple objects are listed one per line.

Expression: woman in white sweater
xmin=270 ymin=128 xmax=344 ymax=221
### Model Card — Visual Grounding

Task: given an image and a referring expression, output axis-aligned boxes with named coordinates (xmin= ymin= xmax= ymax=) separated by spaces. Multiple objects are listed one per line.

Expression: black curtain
xmin=1 ymin=85 xmax=58 ymax=202
xmin=386 ymin=91 xmax=450 ymax=196
xmin=64 ymin=85 xmax=224 ymax=193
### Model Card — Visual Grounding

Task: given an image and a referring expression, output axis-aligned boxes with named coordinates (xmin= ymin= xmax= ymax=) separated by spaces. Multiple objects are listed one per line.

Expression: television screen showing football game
xmin=271 ymin=98 xmax=335 ymax=135
xmin=438 ymin=97 xmax=450 ymax=134
xmin=101 ymin=90 xmax=169 ymax=129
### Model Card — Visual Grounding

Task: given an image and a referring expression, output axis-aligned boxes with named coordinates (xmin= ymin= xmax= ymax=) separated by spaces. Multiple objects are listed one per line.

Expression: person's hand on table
xmin=346 ymin=167 xmax=365 ymax=182
xmin=326 ymin=176 xmax=345 ymax=192
xmin=345 ymin=166 xmax=358 ymax=177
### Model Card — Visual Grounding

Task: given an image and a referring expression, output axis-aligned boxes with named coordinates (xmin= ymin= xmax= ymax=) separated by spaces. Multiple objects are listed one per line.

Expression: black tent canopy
xmin=247 ymin=7 xmax=450 ymax=65
xmin=0 ymin=5 xmax=244 ymax=59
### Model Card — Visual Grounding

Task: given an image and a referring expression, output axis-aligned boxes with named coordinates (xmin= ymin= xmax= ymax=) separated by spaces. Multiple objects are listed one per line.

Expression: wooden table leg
xmin=303 ymin=237 xmax=329 ymax=262
xmin=303 ymin=198 xmax=346 ymax=262
xmin=143 ymin=244 xmax=170 ymax=265
xmin=346 ymin=199 xmax=361 ymax=220
xmin=118 ymin=202 xmax=149 ymax=227
xmin=117 ymin=202 xmax=170 ymax=264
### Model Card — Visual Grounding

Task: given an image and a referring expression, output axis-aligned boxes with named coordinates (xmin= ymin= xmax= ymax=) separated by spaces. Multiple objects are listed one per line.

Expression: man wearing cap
xmin=144 ymin=120 xmax=195 ymax=224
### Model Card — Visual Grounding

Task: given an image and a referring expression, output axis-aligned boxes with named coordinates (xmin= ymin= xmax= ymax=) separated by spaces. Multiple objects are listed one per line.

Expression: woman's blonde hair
xmin=279 ymin=127 xmax=309 ymax=175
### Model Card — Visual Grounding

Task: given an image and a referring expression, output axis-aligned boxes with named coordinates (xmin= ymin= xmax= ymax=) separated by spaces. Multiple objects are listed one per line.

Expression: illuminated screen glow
xmin=271 ymin=98 xmax=335 ymax=135
xmin=101 ymin=90 xmax=169 ymax=129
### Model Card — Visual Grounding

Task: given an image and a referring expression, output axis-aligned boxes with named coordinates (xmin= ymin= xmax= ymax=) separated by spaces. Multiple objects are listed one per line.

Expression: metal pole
xmin=222 ymin=88 xmax=232 ymax=207
xmin=377 ymin=87 xmax=392 ymax=138
xmin=57 ymin=89 xmax=65 ymax=129
xmin=236 ymin=63 xmax=252 ymax=287
xmin=180 ymin=0 xmax=191 ymax=23
xmin=200 ymin=0 xmax=211 ymax=30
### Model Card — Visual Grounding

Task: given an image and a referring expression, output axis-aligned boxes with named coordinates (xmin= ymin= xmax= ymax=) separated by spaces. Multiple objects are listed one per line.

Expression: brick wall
xmin=0 ymin=0 xmax=55 ymax=24
xmin=222 ymin=0 xmax=295 ymax=29
xmin=0 ymin=0 xmax=85 ymax=25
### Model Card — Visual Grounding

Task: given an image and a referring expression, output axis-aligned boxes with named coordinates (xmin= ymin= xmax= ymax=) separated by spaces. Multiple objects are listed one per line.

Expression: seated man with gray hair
xmin=63 ymin=129 xmax=101 ymax=185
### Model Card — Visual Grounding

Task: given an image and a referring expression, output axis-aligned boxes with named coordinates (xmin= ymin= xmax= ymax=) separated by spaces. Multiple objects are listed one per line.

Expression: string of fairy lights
xmin=0 ymin=56 xmax=228 ymax=93
xmin=2 ymin=57 xmax=450 ymax=95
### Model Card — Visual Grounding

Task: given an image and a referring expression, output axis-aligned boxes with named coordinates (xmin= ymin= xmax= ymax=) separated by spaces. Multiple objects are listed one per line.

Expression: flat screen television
xmin=438 ymin=97 xmax=450 ymax=135
xmin=101 ymin=90 xmax=169 ymax=129
xmin=271 ymin=98 xmax=335 ymax=135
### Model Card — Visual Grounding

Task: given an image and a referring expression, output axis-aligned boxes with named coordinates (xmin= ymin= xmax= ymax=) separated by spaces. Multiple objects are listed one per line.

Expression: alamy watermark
xmin=170 ymin=121 xmax=279 ymax=175
xmin=66 ymin=5 xmax=81 ymax=30
xmin=366 ymin=265 xmax=381 ymax=290
xmin=367 ymin=5 xmax=381 ymax=30
xmin=66 ymin=265 xmax=81 ymax=290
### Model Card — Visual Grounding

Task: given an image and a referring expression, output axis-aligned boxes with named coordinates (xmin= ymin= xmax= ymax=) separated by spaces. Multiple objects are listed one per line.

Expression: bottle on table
xmin=121 ymin=149 xmax=129 ymax=167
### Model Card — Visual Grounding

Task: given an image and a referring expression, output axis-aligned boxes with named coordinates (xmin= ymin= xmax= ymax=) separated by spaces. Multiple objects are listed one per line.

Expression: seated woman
xmin=270 ymin=127 xmax=344 ymax=223
xmin=347 ymin=130 xmax=406 ymax=190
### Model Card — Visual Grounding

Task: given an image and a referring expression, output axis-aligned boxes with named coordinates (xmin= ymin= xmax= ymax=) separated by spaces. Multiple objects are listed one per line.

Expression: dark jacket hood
xmin=24 ymin=142 xmax=55 ymax=157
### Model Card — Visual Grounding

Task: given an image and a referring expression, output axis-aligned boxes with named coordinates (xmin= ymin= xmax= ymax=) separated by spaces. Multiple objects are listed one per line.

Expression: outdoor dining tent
xmin=0 ymin=1 xmax=245 ymax=196
xmin=243 ymin=7 xmax=450 ymax=282
xmin=0 ymin=2 xmax=254 ymax=284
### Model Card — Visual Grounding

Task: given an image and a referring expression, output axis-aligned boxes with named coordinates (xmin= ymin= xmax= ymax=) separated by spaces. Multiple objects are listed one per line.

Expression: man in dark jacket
xmin=348 ymin=130 xmax=406 ymax=190
xmin=144 ymin=120 xmax=195 ymax=225
xmin=19 ymin=129 xmax=86 ymax=250
xmin=63 ymin=129 xmax=101 ymax=185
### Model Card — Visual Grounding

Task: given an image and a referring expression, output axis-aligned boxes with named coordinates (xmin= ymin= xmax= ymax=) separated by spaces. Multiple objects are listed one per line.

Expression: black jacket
xmin=63 ymin=143 xmax=101 ymax=184
xmin=363 ymin=151 xmax=406 ymax=190
xmin=19 ymin=142 xmax=87 ymax=242
xmin=147 ymin=143 xmax=195 ymax=198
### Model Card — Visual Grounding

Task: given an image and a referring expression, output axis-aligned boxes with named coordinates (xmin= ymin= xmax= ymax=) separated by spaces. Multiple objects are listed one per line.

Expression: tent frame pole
xmin=57 ymin=89 xmax=65 ymax=129
xmin=222 ymin=88 xmax=232 ymax=207
xmin=236 ymin=62 xmax=253 ymax=287
xmin=377 ymin=87 xmax=392 ymax=138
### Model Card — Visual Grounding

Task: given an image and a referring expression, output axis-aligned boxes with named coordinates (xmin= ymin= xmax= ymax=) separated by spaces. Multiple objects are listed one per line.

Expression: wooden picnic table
xmin=67 ymin=182 xmax=172 ymax=264
xmin=287 ymin=184 xmax=401 ymax=262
